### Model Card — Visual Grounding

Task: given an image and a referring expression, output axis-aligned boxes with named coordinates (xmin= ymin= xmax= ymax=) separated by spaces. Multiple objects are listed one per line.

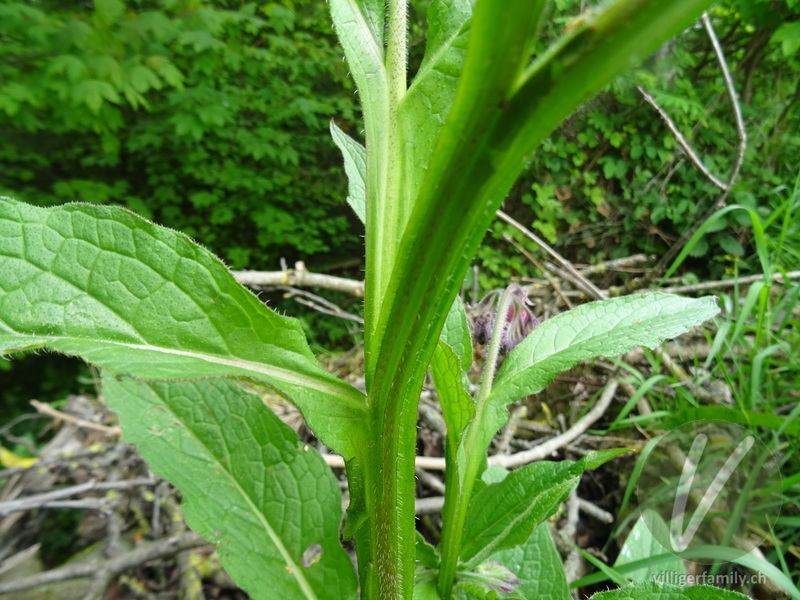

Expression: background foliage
xmin=1 ymin=0 xmax=799 ymax=352
xmin=0 ymin=0 xmax=362 ymax=269
xmin=474 ymin=0 xmax=800 ymax=286
xmin=2 ymin=0 xmax=798 ymax=280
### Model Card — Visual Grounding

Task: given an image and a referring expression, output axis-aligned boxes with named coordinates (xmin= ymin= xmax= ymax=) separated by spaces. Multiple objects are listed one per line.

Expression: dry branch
xmin=323 ymin=380 xmax=619 ymax=472
xmin=654 ymin=11 xmax=748 ymax=273
xmin=0 ymin=478 xmax=156 ymax=516
xmin=0 ymin=532 xmax=204 ymax=595
xmin=654 ymin=270 xmax=800 ymax=294
xmin=496 ymin=209 xmax=607 ymax=300
xmin=234 ymin=261 xmax=364 ymax=297
xmin=31 ymin=399 xmax=121 ymax=436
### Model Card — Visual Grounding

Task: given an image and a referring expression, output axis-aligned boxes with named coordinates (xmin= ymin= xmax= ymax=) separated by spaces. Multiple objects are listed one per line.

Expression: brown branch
xmin=278 ymin=285 xmax=364 ymax=324
xmin=490 ymin=380 xmax=618 ymax=469
xmin=650 ymin=270 xmax=800 ymax=294
xmin=322 ymin=380 xmax=619 ymax=472
xmin=0 ymin=478 xmax=156 ymax=516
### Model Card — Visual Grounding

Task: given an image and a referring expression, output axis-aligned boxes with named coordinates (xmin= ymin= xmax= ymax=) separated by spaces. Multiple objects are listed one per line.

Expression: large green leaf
xmin=328 ymin=0 xmax=391 ymax=361
xmin=460 ymin=450 xmax=627 ymax=566
xmin=589 ymin=582 xmax=749 ymax=600
xmin=474 ymin=294 xmax=719 ymax=451
xmin=0 ymin=198 xmax=366 ymax=457
xmin=104 ymin=376 xmax=358 ymax=600
xmin=493 ymin=294 xmax=718 ymax=403
xmin=490 ymin=523 xmax=571 ymax=600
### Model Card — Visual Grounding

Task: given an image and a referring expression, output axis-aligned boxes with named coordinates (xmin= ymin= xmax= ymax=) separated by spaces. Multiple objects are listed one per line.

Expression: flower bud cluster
xmin=469 ymin=284 xmax=540 ymax=354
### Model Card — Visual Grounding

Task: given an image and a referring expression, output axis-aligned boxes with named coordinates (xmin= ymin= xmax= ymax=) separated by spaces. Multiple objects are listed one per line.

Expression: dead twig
xmin=322 ymin=381 xmax=619 ymax=472
xmin=652 ymin=11 xmax=748 ymax=273
xmin=30 ymin=400 xmax=121 ymax=436
xmin=637 ymin=86 xmax=728 ymax=191
xmin=502 ymin=233 xmax=574 ymax=309
xmin=278 ymin=285 xmax=364 ymax=324
xmin=490 ymin=380 xmax=619 ymax=469
xmin=577 ymin=254 xmax=652 ymax=276
xmin=652 ymin=270 xmax=800 ymax=294
xmin=234 ymin=261 xmax=364 ymax=297
xmin=0 ymin=531 xmax=204 ymax=595
xmin=0 ymin=478 xmax=156 ymax=516
xmin=496 ymin=210 xmax=607 ymax=300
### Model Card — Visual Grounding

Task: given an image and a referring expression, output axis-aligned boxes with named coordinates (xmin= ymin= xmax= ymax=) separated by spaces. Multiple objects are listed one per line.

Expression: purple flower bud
xmin=469 ymin=285 xmax=540 ymax=353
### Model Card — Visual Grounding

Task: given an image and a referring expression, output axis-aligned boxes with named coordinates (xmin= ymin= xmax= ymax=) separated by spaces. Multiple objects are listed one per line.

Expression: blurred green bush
xmin=0 ymin=0 xmax=362 ymax=269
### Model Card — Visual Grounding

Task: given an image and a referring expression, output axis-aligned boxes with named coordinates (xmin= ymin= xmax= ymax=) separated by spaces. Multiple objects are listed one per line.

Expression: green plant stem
xmin=437 ymin=286 xmax=516 ymax=599
xmin=362 ymin=2 xmax=414 ymax=597
xmin=365 ymin=0 xmax=407 ymax=384
xmin=358 ymin=1 xmax=713 ymax=597
xmin=361 ymin=4 xmax=539 ymax=598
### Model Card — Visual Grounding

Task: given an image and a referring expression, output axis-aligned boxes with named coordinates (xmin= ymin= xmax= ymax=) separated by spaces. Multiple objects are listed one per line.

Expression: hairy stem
xmin=363 ymin=2 xmax=414 ymax=598
xmin=437 ymin=286 xmax=516 ymax=599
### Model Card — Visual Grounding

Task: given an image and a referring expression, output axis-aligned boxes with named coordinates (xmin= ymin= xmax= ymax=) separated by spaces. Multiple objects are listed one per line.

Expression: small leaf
xmin=772 ymin=21 xmax=800 ymax=57
xmin=330 ymin=121 xmax=366 ymax=224
xmin=104 ymin=377 xmax=357 ymax=600
xmin=431 ymin=297 xmax=475 ymax=454
xmin=413 ymin=581 xmax=441 ymax=600
xmin=490 ymin=523 xmax=570 ymax=600
xmin=93 ymin=0 xmax=125 ymax=26
xmin=440 ymin=296 xmax=473 ymax=370
xmin=460 ymin=450 xmax=627 ymax=566
xmin=430 ymin=340 xmax=474 ymax=456
xmin=589 ymin=581 xmax=750 ymax=600
xmin=718 ymin=235 xmax=744 ymax=257
xmin=415 ymin=531 xmax=440 ymax=570
xmin=72 ymin=80 xmax=120 ymax=113
xmin=615 ymin=510 xmax=684 ymax=583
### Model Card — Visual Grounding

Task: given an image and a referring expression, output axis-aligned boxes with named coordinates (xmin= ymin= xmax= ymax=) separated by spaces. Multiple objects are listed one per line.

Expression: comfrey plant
xmin=0 ymin=1 xmax=750 ymax=599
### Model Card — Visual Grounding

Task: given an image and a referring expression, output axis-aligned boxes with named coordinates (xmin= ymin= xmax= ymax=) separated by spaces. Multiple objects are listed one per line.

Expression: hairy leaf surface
xmin=490 ymin=523 xmax=570 ymax=600
xmin=330 ymin=121 xmax=366 ymax=224
xmin=475 ymin=294 xmax=719 ymax=451
xmin=105 ymin=377 xmax=357 ymax=600
xmin=398 ymin=0 xmax=472 ymax=206
xmin=0 ymin=198 xmax=366 ymax=456
xmin=589 ymin=582 xmax=749 ymax=599
xmin=460 ymin=450 xmax=627 ymax=566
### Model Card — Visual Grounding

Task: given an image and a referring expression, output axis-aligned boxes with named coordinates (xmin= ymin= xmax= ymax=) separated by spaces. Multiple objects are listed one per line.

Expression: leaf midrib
xmin=134 ymin=382 xmax=320 ymax=600
xmin=0 ymin=327 xmax=367 ymax=411
xmin=493 ymin=310 xmax=702 ymax=401
xmin=463 ymin=476 xmax=577 ymax=564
